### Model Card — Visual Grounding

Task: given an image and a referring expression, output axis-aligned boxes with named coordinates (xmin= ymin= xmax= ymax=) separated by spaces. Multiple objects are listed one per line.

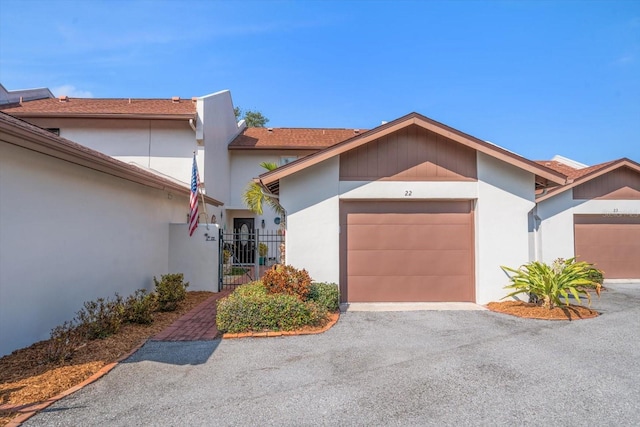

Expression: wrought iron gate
xmin=219 ymin=228 xmax=283 ymax=291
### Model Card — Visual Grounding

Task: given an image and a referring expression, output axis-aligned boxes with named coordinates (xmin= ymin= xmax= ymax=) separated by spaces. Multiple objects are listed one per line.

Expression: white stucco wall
xmin=24 ymin=117 xmax=201 ymax=184
xmin=199 ymin=90 xmax=241 ymax=214
xmin=537 ymin=190 xmax=640 ymax=264
xmin=475 ymin=153 xmax=536 ymax=303
xmin=0 ymin=141 xmax=198 ymax=356
xmin=280 ymin=157 xmax=341 ymax=283
xmin=169 ymin=224 xmax=220 ymax=292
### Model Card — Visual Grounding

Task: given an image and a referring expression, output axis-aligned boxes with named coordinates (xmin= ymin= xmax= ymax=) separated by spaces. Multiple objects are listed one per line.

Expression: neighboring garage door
xmin=574 ymin=215 xmax=640 ymax=279
xmin=340 ymin=200 xmax=475 ymax=303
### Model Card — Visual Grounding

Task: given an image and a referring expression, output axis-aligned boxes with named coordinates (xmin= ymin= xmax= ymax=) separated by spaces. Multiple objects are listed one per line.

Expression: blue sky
xmin=1 ymin=0 xmax=638 ymax=165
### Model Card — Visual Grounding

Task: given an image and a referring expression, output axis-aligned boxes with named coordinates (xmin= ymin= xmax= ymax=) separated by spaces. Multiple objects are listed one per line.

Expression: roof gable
xmin=537 ymin=158 xmax=640 ymax=202
xmin=258 ymin=112 xmax=567 ymax=193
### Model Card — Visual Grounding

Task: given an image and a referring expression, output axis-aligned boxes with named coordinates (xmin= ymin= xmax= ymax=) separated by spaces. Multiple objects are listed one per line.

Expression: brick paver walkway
xmin=152 ymin=289 xmax=232 ymax=341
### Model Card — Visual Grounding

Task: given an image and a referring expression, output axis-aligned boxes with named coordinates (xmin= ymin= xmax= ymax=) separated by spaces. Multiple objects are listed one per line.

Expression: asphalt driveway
xmin=25 ymin=283 xmax=640 ymax=426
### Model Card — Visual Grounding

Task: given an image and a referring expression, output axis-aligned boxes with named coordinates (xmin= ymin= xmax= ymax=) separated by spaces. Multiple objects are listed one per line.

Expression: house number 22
xmin=405 ymin=190 xmax=412 ymax=196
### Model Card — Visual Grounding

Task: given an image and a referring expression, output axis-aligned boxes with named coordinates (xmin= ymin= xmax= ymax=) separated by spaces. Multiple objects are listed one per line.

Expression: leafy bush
xmin=307 ymin=282 xmax=340 ymax=312
xmin=262 ymin=264 xmax=312 ymax=300
xmin=123 ymin=289 xmax=156 ymax=324
xmin=501 ymin=257 xmax=602 ymax=309
xmin=45 ymin=320 xmax=85 ymax=363
xmin=154 ymin=273 xmax=189 ymax=312
xmin=233 ymin=281 xmax=268 ymax=298
xmin=216 ymin=283 xmax=327 ymax=333
xmin=76 ymin=295 xmax=125 ymax=339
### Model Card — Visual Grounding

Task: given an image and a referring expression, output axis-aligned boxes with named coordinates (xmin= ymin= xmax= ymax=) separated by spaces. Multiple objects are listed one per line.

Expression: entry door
xmin=233 ymin=218 xmax=255 ymax=264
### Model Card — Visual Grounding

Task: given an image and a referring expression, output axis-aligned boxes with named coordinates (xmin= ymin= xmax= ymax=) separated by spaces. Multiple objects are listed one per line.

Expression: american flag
xmin=189 ymin=154 xmax=200 ymax=236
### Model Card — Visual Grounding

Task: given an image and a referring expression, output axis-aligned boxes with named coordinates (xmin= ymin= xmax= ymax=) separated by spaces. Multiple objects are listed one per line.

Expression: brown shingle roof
xmin=229 ymin=127 xmax=365 ymax=150
xmin=0 ymin=97 xmax=196 ymax=118
xmin=535 ymin=160 xmax=617 ymax=180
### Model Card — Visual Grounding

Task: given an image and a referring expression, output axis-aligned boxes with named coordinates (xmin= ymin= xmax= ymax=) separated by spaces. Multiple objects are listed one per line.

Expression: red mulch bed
xmin=486 ymin=300 xmax=599 ymax=320
xmin=0 ymin=291 xmax=214 ymax=426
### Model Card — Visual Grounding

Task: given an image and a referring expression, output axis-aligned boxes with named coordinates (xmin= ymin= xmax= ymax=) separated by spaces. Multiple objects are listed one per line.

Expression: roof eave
xmin=228 ymin=145 xmax=329 ymax=151
xmin=6 ymin=112 xmax=196 ymax=120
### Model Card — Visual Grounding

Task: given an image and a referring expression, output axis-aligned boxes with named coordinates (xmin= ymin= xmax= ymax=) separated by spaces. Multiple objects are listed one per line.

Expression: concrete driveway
xmin=25 ymin=283 xmax=640 ymax=426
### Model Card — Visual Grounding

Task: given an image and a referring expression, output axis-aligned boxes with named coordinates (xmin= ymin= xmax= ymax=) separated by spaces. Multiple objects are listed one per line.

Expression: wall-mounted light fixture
xmin=261 ymin=219 xmax=266 ymax=229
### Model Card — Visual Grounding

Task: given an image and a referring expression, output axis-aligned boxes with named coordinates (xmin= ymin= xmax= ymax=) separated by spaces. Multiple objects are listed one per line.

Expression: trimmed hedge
xmin=216 ymin=282 xmax=328 ymax=333
xmin=307 ymin=282 xmax=340 ymax=312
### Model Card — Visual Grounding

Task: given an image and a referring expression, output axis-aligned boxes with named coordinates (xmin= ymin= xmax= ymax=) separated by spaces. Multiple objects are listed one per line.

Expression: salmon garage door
xmin=574 ymin=215 xmax=640 ymax=279
xmin=340 ymin=201 xmax=475 ymax=303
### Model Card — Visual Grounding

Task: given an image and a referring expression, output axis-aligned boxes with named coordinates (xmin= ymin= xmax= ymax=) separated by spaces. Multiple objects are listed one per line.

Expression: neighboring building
xmin=0 ymin=90 xmax=364 ymax=262
xmin=536 ymin=157 xmax=640 ymax=279
xmin=0 ymin=112 xmax=222 ymax=356
xmin=0 ymin=90 xmax=241 ymax=227
xmin=256 ymin=113 xmax=640 ymax=304
xmin=0 ymin=83 xmax=54 ymax=105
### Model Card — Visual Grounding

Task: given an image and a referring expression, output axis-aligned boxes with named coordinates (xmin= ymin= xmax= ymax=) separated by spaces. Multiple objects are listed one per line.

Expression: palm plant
xmin=242 ymin=162 xmax=285 ymax=217
xmin=242 ymin=162 xmax=286 ymax=264
xmin=501 ymin=258 xmax=602 ymax=309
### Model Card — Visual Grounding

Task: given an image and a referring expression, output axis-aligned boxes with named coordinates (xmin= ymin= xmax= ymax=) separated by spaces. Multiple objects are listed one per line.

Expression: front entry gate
xmin=219 ymin=228 xmax=283 ymax=291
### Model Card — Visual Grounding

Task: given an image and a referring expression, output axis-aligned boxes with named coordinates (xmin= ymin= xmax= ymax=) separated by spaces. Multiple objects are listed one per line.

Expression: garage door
xmin=574 ymin=215 xmax=640 ymax=279
xmin=340 ymin=200 xmax=475 ymax=303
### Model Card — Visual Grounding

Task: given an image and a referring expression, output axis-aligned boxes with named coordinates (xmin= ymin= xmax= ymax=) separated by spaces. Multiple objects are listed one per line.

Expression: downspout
xmin=189 ymin=118 xmax=197 ymax=132
xmin=533 ymin=205 xmax=542 ymax=262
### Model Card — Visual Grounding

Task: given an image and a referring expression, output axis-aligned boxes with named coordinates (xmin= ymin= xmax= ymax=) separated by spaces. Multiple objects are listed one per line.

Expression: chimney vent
xmin=171 ymin=96 xmax=180 ymax=103
xmin=191 ymin=97 xmax=198 ymax=103
xmin=58 ymin=95 xmax=69 ymax=102
xmin=267 ymin=128 xmax=273 ymax=132
xmin=354 ymin=129 xmax=360 ymax=134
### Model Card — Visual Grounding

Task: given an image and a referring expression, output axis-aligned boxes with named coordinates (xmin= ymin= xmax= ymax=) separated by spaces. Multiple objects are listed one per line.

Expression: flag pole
xmin=194 ymin=151 xmax=210 ymax=230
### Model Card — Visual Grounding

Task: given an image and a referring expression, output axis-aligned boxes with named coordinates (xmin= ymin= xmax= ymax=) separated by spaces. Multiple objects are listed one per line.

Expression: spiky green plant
xmin=501 ymin=258 xmax=602 ymax=309
xmin=242 ymin=162 xmax=285 ymax=217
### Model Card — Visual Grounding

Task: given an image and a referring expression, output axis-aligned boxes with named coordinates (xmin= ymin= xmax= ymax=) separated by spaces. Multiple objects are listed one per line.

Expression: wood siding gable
xmin=339 ymin=124 xmax=477 ymax=181
xmin=573 ymin=166 xmax=640 ymax=200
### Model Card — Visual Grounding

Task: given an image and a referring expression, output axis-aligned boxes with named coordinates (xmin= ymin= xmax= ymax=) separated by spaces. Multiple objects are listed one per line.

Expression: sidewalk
xmin=152 ymin=289 xmax=232 ymax=341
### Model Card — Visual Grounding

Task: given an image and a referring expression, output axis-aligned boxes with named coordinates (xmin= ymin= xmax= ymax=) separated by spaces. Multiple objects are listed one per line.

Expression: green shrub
xmin=76 ymin=295 xmax=125 ymax=339
xmin=216 ymin=284 xmax=328 ymax=333
xmin=501 ymin=257 xmax=602 ymax=309
xmin=123 ymin=289 xmax=156 ymax=324
xmin=307 ymin=282 xmax=340 ymax=312
xmin=234 ymin=281 xmax=268 ymax=298
xmin=45 ymin=320 xmax=85 ymax=363
xmin=262 ymin=264 xmax=312 ymax=300
xmin=154 ymin=273 xmax=189 ymax=312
